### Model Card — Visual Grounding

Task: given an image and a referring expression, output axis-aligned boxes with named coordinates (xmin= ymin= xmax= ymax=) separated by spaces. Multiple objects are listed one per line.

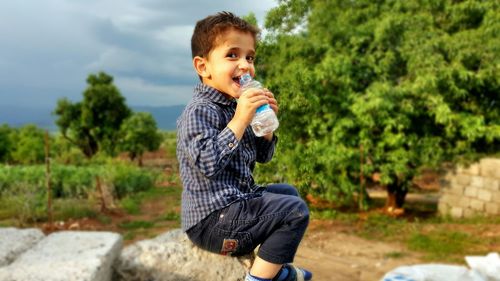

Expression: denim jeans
xmin=186 ymin=183 xmax=310 ymax=264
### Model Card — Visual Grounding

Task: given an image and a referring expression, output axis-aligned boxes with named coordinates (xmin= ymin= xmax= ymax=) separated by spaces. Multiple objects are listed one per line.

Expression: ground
xmin=21 ymin=151 xmax=497 ymax=281
xmin=38 ymin=208 xmax=427 ymax=281
xmin=36 ymin=185 xmax=432 ymax=281
xmin=33 ymin=184 xmax=500 ymax=281
xmin=296 ymin=220 xmax=423 ymax=281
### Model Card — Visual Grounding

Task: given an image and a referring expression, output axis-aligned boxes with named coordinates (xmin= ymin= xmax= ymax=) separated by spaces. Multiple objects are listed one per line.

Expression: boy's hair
xmin=191 ymin=11 xmax=260 ymax=59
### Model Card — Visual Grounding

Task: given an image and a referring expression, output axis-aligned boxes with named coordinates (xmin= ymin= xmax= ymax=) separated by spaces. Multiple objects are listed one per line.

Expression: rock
xmin=0 ymin=227 xmax=45 ymax=267
xmin=115 ymin=229 xmax=254 ymax=281
xmin=0 ymin=231 xmax=122 ymax=281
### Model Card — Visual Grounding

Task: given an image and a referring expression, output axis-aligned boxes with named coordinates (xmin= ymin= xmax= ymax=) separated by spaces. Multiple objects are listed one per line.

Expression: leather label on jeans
xmin=221 ymin=239 xmax=238 ymax=255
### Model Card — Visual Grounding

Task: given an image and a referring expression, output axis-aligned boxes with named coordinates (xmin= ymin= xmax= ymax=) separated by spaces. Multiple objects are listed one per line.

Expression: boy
xmin=177 ymin=11 xmax=312 ymax=281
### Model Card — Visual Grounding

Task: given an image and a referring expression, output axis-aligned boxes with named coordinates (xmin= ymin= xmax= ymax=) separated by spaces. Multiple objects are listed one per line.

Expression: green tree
xmin=10 ymin=125 xmax=47 ymax=164
xmin=0 ymin=124 xmax=14 ymax=163
xmin=243 ymin=12 xmax=258 ymax=27
xmin=51 ymin=134 xmax=87 ymax=165
xmin=258 ymin=0 xmax=500 ymax=209
xmin=118 ymin=112 xmax=162 ymax=165
xmin=54 ymin=72 xmax=131 ymax=158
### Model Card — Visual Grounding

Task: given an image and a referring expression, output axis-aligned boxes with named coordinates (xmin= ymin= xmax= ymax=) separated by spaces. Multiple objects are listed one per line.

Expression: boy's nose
xmin=238 ymin=59 xmax=250 ymax=70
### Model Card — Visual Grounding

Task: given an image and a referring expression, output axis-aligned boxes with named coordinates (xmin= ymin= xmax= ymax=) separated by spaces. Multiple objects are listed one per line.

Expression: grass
xmin=120 ymin=197 xmax=141 ymax=215
xmin=308 ymin=194 xmax=499 ymax=264
xmin=118 ymin=220 xmax=156 ymax=230
xmin=341 ymin=210 xmax=500 ymax=263
xmin=384 ymin=251 xmax=408 ymax=259
xmin=407 ymin=230 xmax=477 ymax=262
xmin=53 ymin=199 xmax=98 ymax=221
xmin=115 ymin=185 xmax=182 ymax=241
xmin=161 ymin=211 xmax=181 ymax=221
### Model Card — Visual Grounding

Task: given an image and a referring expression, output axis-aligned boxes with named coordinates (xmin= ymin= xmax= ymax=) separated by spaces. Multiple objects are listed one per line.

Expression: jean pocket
xmin=211 ymin=227 xmax=253 ymax=256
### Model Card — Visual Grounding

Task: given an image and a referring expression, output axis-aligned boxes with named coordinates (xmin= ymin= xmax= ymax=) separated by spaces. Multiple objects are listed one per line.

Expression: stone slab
xmin=115 ymin=228 xmax=253 ymax=281
xmin=0 ymin=231 xmax=122 ymax=281
xmin=0 ymin=228 xmax=45 ymax=267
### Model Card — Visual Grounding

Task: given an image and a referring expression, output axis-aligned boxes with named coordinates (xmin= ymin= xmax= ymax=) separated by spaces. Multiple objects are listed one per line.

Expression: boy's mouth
xmin=232 ymin=76 xmax=241 ymax=86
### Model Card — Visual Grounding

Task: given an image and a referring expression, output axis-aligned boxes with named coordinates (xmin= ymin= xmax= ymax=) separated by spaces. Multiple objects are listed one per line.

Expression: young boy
xmin=177 ymin=11 xmax=312 ymax=281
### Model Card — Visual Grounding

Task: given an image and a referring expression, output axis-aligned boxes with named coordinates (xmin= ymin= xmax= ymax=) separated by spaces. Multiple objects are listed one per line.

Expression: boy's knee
xmin=291 ymin=198 xmax=310 ymax=225
xmin=284 ymin=184 xmax=300 ymax=197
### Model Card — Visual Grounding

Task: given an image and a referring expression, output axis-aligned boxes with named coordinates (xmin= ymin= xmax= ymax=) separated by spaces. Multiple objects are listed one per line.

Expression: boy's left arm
xmin=256 ymin=133 xmax=277 ymax=163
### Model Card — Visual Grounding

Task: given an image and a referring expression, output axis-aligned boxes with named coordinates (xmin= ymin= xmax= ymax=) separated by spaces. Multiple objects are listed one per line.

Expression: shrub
xmin=0 ymin=163 xmax=161 ymax=200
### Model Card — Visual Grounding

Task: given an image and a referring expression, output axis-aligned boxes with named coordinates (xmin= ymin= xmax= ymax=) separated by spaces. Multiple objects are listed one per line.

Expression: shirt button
xmin=228 ymin=143 xmax=234 ymax=148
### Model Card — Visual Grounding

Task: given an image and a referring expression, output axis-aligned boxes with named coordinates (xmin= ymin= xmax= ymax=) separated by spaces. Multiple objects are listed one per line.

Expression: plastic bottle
xmin=239 ymin=73 xmax=279 ymax=136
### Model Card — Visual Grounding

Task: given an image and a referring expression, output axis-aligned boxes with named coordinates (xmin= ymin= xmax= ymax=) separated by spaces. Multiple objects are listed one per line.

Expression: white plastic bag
xmin=466 ymin=253 xmax=500 ymax=281
xmin=381 ymin=264 xmax=486 ymax=281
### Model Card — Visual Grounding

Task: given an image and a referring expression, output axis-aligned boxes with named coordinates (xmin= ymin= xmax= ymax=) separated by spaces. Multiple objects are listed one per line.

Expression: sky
xmin=0 ymin=0 xmax=278 ymax=108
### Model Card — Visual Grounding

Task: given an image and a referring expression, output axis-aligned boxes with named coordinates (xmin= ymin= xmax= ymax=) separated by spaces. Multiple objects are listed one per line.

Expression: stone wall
xmin=439 ymin=158 xmax=500 ymax=218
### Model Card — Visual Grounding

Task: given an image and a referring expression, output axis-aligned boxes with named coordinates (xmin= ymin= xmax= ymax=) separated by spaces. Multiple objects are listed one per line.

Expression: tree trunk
xmin=385 ymin=181 xmax=407 ymax=215
xmin=138 ymin=155 xmax=143 ymax=167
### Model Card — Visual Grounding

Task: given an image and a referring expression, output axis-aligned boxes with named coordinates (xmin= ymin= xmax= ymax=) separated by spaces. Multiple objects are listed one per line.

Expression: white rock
xmin=0 ymin=231 xmax=122 ymax=281
xmin=115 ymin=229 xmax=254 ymax=281
xmin=0 ymin=227 xmax=45 ymax=267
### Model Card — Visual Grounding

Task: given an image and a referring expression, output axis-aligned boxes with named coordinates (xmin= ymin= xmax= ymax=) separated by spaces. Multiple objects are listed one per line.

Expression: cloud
xmin=0 ymin=0 xmax=277 ymax=108
xmin=116 ymin=76 xmax=195 ymax=106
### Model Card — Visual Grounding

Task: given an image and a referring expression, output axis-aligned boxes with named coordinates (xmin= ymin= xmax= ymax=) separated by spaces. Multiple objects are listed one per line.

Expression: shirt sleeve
xmin=179 ymin=104 xmax=239 ymax=178
xmin=255 ymin=134 xmax=278 ymax=163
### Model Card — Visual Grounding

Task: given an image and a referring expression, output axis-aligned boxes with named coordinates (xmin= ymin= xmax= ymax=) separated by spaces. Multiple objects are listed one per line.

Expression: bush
xmin=0 ymin=163 xmax=161 ymax=200
xmin=0 ymin=181 xmax=47 ymax=226
xmin=108 ymin=164 xmax=159 ymax=199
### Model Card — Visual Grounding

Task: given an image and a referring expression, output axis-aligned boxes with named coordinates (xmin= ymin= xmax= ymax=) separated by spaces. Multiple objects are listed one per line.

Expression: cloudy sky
xmin=0 ymin=0 xmax=278 ymax=109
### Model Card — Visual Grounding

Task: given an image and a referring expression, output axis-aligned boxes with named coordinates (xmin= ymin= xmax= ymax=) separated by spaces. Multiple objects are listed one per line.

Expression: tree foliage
xmin=257 ymin=0 xmax=500 ymax=207
xmin=54 ymin=72 xmax=131 ymax=158
xmin=9 ymin=125 xmax=47 ymax=165
xmin=0 ymin=125 xmax=14 ymax=163
xmin=118 ymin=112 xmax=162 ymax=164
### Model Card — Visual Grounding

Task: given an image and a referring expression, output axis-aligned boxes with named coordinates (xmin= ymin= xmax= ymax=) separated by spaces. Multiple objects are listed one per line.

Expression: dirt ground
xmin=40 ymin=194 xmax=427 ymax=281
xmin=295 ymin=219 xmax=423 ymax=281
xmin=43 ymin=216 xmax=424 ymax=281
xmin=37 ymin=152 xmax=443 ymax=280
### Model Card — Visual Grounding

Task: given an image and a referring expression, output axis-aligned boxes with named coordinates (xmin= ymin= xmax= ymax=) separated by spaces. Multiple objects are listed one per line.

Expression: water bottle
xmin=239 ymin=73 xmax=279 ymax=137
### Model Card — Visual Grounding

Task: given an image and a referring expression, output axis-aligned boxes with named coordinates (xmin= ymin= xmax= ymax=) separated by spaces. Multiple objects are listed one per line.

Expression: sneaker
xmin=273 ymin=264 xmax=312 ymax=281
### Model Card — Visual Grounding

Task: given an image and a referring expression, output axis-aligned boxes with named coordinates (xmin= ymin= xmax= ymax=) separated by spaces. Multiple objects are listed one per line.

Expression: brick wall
xmin=438 ymin=158 xmax=500 ymax=218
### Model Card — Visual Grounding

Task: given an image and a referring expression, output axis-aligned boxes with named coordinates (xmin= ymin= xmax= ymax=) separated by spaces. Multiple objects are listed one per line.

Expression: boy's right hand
xmin=227 ymin=88 xmax=268 ymax=140
xmin=235 ymin=88 xmax=269 ymax=126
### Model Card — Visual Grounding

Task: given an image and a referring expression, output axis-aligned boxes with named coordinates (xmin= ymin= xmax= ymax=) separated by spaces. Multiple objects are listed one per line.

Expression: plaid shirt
xmin=177 ymin=83 xmax=277 ymax=231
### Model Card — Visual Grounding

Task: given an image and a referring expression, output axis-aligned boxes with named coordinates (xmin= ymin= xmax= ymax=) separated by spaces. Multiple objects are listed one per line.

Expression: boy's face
xmin=194 ymin=28 xmax=256 ymax=99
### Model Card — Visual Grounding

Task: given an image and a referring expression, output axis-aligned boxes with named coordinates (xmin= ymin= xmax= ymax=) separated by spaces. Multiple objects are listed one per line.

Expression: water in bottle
xmin=239 ymin=73 xmax=279 ymax=136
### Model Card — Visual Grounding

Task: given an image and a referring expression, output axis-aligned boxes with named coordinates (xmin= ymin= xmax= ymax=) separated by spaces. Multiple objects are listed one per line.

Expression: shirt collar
xmin=194 ymin=83 xmax=236 ymax=106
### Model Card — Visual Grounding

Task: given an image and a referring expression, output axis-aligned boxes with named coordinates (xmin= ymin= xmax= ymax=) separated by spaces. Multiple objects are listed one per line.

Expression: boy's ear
xmin=193 ymin=56 xmax=210 ymax=79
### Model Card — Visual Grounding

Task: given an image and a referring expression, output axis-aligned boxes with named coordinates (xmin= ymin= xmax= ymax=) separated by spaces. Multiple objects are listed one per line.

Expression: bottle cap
xmin=239 ymin=73 xmax=252 ymax=85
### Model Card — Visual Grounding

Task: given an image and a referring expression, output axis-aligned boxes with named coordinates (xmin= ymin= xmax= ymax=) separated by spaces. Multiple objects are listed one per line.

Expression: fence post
xmin=44 ymin=131 xmax=53 ymax=231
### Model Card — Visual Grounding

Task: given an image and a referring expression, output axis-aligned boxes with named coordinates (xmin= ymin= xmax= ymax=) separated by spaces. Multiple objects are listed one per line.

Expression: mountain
xmin=0 ymin=104 xmax=186 ymax=132
xmin=132 ymin=105 xmax=185 ymax=131
xmin=0 ymin=105 xmax=57 ymax=131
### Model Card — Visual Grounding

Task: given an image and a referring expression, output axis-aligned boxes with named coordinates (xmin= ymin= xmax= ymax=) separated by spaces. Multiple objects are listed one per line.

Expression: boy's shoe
xmin=273 ymin=264 xmax=312 ymax=281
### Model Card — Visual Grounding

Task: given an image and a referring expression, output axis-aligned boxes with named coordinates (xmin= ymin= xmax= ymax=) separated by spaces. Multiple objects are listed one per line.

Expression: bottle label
xmin=256 ymin=104 xmax=271 ymax=114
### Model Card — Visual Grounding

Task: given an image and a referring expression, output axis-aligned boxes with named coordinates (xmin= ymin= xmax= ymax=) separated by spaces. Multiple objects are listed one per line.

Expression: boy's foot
xmin=273 ymin=264 xmax=312 ymax=281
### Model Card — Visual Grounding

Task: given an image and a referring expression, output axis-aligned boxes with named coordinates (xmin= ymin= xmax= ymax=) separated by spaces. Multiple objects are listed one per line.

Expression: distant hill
xmin=132 ymin=105 xmax=185 ymax=131
xmin=0 ymin=104 xmax=186 ymax=132
xmin=0 ymin=105 xmax=57 ymax=131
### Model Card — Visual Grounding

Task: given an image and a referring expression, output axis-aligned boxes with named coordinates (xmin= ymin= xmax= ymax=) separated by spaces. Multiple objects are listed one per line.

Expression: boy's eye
xmin=227 ymin=53 xmax=238 ymax=59
xmin=246 ymin=56 xmax=255 ymax=63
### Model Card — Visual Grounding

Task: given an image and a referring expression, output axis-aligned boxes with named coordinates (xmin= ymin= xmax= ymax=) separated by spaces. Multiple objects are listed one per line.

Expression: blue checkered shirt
xmin=177 ymin=83 xmax=277 ymax=231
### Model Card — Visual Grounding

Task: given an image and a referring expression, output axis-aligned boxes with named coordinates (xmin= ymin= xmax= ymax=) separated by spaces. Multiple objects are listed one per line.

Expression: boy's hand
xmin=235 ymin=88 xmax=269 ymax=124
xmin=261 ymin=89 xmax=278 ymax=141
xmin=263 ymin=88 xmax=279 ymax=115
xmin=228 ymin=88 xmax=275 ymax=140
